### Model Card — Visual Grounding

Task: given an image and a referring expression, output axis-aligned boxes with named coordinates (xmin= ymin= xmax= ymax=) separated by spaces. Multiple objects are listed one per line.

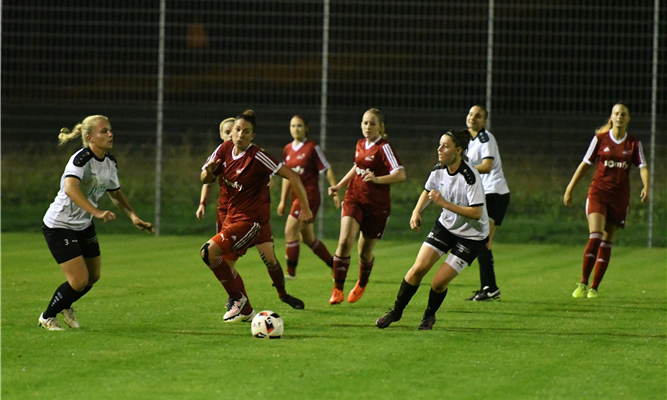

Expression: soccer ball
xmin=251 ymin=311 xmax=284 ymax=339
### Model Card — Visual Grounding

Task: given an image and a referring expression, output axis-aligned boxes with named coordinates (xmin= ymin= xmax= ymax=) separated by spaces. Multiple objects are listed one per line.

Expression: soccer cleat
xmin=418 ymin=314 xmax=436 ymax=331
xmin=61 ymin=308 xmax=80 ymax=329
xmin=38 ymin=314 xmax=65 ymax=331
xmin=376 ymin=309 xmax=402 ymax=329
xmin=587 ymin=288 xmax=598 ymax=299
xmin=572 ymin=283 xmax=588 ymax=298
xmin=347 ymin=281 xmax=366 ymax=303
xmin=285 ymin=266 xmax=297 ymax=280
xmin=473 ymin=286 xmax=501 ymax=301
xmin=280 ymin=294 xmax=305 ymax=310
xmin=466 ymin=290 xmax=481 ymax=301
xmin=223 ymin=294 xmax=248 ymax=322
xmin=239 ymin=308 xmax=256 ymax=322
xmin=329 ymin=288 xmax=344 ymax=305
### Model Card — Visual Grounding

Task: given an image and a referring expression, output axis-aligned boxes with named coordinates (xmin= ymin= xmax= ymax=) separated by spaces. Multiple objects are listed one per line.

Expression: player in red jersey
xmin=196 ymin=117 xmax=234 ymax=229
xmin=327 ymin=108 xmax=406 ymax=305
xmin=199 ymin=110 xmax=313 ymax=323
xmin=564 ymin=103 xmax=650 ymax=298
xmin=277 ymin=115 xmax=340 ymax=279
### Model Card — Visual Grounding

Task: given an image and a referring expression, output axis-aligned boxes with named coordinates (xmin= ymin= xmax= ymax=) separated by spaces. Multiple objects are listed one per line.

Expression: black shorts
xmin=486 ymin=193 xmax=510 ymax=226
xmin=424 ymin=220 xmax=488 ymax=269
xmin=42 ymin=223 xmax=100 ymax=264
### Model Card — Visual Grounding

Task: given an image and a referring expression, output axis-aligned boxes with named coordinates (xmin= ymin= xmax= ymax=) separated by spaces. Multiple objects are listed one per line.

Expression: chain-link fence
xmin=2 ymin=1 xmax=665 ymax=246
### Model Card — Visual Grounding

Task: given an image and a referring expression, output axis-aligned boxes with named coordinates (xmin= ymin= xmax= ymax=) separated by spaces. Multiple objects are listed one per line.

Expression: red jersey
xmin=583 ymin=131 xmax=646 ymax=200
xmin=203 ymin=146 xmax=230 ymax=213
xmin=345 ymin=137 xmax=403 ymax=210
xmin=206 ymin=140 xmax=281 ymax=225
xmin=283 ymin=139 xmax=330 ymax=199
xmin=216 ymin=177 xmax=229 ymax=213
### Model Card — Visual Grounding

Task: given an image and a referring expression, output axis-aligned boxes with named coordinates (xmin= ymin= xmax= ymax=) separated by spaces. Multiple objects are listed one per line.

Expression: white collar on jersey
xmin=365 ymin=135 xmax=382 ymax=149
xmin=232 ymin=143 xmax=254 ymax=160
xmin=608 ymin=131 xmax=627 ymax=145
xmin=291 ymin=138 xmax=308 ymax=151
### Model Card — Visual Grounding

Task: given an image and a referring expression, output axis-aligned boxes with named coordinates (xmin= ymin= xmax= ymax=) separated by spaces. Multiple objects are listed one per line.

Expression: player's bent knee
xmin=200 ymin=243 xmax=211 ymax=265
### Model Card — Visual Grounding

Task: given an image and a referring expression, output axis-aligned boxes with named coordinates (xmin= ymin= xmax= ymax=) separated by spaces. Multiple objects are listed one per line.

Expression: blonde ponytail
xmin=595 ymin=118 xmax=613 ymax=134
xmin=57 ymin=115 xmax=108 ymax=147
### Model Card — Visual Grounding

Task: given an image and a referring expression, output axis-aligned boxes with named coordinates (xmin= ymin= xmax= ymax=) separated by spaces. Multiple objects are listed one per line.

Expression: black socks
xmin=43 ymin=282 xmax=92 ymax=319
xmin=478 ymin=247 xmax=498 ymax=292
xmin=394 ymin=279 xmax=420 ymax=314
xmin=424 ymin=288 xmax=448 ymax=317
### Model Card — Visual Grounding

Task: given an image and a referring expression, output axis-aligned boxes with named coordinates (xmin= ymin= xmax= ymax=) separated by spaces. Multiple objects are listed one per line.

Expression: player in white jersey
xmin=376 ymin=130 xmax=489 ymax=330
xmin=464 ymin=105 xmax=510 ymax=301
xmin=39 ymin=115 xmax=154 ymax=331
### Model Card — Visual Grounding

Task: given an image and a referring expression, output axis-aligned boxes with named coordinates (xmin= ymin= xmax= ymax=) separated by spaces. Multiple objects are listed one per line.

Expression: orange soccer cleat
xmin=329 ymin=288 xmax=344 ymax=305
xmin=347 ymin=281 xmax=366 ymax=303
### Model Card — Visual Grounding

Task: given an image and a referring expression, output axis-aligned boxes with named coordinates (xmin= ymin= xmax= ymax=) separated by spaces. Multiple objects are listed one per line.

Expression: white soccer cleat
xmin=39 ymin=314 xmax=65 ymax=331
xmin=239 ymin=309 xmax=256 ymax=322
xmin=223 ymin=294 xmax=248 ymax=322
xmin=61 ymin=308 xmax=80 ymax=329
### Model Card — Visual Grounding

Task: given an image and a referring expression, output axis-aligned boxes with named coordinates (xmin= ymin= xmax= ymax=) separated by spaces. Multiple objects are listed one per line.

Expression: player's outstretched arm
xmin=329 ymin=165 xmax=356 ymax=197
xmin=107 ymin=189 xmax=155 ymax=234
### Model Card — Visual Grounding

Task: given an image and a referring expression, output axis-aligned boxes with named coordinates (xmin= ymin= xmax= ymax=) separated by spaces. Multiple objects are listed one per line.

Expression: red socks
xmin=286 ymin=240 xmax=300 ymax=269
xmin=358 ymin=258 xmax=375 ymax=288
xmin=267 ymin=261 xmax=288 ymax=298
xmin=582 ymin=232 xmax=603 ymax=285
xmin=210 ymin=256 xmax=244 ymax=300
xmin=591 ymin=241 xmax=612 ymax=290
xmin=333 ymin=256 xmax=351 ymax=290
xmin=309 ymin=239 xmax=333 ymax=265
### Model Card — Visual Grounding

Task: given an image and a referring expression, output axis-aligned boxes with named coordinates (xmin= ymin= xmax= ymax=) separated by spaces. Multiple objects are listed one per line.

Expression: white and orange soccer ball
xmin=251 ymin=311 xmax=284 ymax=339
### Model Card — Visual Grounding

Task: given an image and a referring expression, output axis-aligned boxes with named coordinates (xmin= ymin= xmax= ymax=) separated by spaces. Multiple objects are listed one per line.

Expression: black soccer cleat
xmin=465 ymin=290 xmax=481 ymax=301
xmin=417 ymin=315 xmax=436 ymax=331
xmin=473 ymin=286 xmax=501 ymax=301
xmin=280 ymin=294 xmax=305 ymax=310
xmin=376 ymin=309 xmax=402 ymax=329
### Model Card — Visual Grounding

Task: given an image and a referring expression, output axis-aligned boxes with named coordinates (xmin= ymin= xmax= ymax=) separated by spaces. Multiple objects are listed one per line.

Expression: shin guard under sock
xmin=267 ymin=261 xmax=288 ymax=298
xmin=591 ymin=241 xmax=612 ymax=290
xmin=358 ymin=258 xmax=375 ymax=287
xmin=210 ymin=257 xmax=243 ymax=299
xmin=477 ymin=247 xmax=498 ymax=291
xmin=394 ymin=279 xmax=419 ymax=314
xmin=286 ymin=240 xmax=300 ymax=273
xmin=424 ymin=288 xmax=448 ymax=317
xmin=582 ymin=232 xmax=603 ymax=284
xmin=309 ymin=239 xmax=333 ymax=266
xmin=333 ymin=256 xmax=351 ymax=291
xmin=43 ymin=281 xmax=80 ymax=319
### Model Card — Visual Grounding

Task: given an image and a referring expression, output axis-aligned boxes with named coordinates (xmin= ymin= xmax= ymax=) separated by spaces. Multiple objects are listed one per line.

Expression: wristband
xmin=200 ymin=202 xmax=206 ymax=206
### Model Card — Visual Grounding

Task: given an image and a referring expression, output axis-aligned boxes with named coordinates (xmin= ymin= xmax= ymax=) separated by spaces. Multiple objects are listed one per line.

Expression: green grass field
xmin=2 ymin=232 xmax=665 ymax=399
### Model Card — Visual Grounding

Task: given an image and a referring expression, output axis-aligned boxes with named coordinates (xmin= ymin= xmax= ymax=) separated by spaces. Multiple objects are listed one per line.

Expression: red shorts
xmin=342 ymin=199 xmax=390 ymax=239
xmin=289 ymin=193 xmax=321 ymax=220
xmin=216 ymin=209 xmax=228 ymax=234
xmin=586 ymin=187 xmax=629 ymax=228
xmin=211 ymin=220 xmax=273 ymax=261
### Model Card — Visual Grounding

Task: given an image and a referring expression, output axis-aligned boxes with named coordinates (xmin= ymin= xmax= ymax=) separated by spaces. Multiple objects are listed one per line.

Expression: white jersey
xmin=467 ymin=129 xmax=510 ymax=195
xmin=43 ymin=148 xmax=120 ymax=230
xmin=425 ymin=160 xmax=489 ymax=240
